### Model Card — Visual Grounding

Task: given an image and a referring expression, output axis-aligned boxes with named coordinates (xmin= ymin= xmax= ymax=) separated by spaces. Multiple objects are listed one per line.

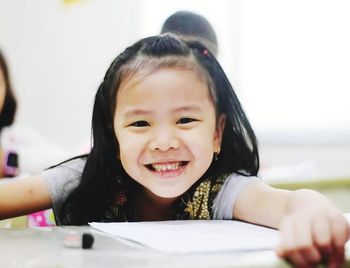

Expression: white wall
xmin=230 ymin=0 xmax=350 ymax=180
xmin=0 ymin=0 xmax=140 ymax=150
xmin=232 ymin=0 xmax=350 ymax=144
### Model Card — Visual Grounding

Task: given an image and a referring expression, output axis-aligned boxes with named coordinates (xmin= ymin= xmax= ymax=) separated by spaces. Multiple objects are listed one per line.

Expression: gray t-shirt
xmin=43 ymin=158 xmax=260 ymax=225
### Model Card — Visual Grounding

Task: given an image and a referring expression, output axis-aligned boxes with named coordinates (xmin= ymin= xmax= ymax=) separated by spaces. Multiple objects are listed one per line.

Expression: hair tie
xmin=202 ymin=49 xmax=209 ymax=56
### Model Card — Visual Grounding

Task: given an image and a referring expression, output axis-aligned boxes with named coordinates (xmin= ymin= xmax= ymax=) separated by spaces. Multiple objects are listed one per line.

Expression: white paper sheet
xmin=90 ymin=220 xmax=279 ymax=253
xmin=90 ymin=213 xmax=350 ymax=254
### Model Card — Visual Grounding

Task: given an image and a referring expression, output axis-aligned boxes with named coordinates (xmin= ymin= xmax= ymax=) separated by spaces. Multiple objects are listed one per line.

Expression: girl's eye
xmin=177 ymin=118 xmax=197 ymax=124
xmin=129 ymin=121 xmax=149 ymax=127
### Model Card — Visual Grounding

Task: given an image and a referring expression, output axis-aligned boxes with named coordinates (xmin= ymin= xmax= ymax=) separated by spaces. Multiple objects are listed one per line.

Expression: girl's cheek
xmin=120 ymin=135 xmax=144 ymax=154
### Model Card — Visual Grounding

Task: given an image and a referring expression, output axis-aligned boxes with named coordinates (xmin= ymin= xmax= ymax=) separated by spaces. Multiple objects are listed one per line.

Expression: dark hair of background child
xmin=161 ymin=11 xmax=218 ymax=56
xmin=0 ymin=50 xmax=17 ymax=133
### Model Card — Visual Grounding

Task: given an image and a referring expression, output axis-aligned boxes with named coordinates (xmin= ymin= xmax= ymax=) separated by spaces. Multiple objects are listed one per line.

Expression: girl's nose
xmin=148 ymin=128 xmax=180 ymax=151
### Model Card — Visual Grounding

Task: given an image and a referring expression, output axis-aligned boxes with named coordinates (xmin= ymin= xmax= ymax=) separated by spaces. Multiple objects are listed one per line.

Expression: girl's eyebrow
xmin=172 ymin=105 xmax=203 ymax=113
xmin=123 ymin=105 xmax=202 ymax=119
xmin=123 ymin=109 xmax=152 ymax=119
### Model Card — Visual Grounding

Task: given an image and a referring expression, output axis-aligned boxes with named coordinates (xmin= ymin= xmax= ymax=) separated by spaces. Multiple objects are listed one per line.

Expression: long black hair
xmin=61 ymin=34 xmax=259 ymax=225
xmin=0 ymin=50 xmax=17 ymax=133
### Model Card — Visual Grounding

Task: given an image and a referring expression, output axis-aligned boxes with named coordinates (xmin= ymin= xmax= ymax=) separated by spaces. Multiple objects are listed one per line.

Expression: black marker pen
xmin=63 ymin=232 xmax=94 ymax=249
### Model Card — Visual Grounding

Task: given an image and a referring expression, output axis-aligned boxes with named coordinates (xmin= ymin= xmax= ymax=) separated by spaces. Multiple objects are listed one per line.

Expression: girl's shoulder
xmin=221 ymin=172 xmax=261 ymax=193
xmin=211 ymin=173 xmax=261 ymax=220
xmin=225 ymin=172 xmax=260 ymax=182
xmin=57 ymin=157 xmax=87 ymax=170
xmin=41 ymin=156 xmax=87 ymax=189
xmin=47 ymin=156 xmax=87 ymax=172
xmin=210 ymin=172 xmax=259 ymax=189
xmin=41 ymin=156 xmax=88 ymax=226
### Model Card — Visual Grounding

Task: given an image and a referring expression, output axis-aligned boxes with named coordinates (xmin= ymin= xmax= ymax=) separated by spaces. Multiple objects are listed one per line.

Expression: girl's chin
xmin=143 ymin=186 xmax=187 ymax=201
xmin=154 ymin=191 xmax=184 ymax=199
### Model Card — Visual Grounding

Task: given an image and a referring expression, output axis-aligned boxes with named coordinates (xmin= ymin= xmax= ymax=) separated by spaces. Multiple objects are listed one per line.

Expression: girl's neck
xmin=135 ymin=189 xmax=177 ymax=221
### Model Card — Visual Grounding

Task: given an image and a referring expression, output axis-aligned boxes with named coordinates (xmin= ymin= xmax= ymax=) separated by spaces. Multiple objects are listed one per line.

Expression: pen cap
xmin=82 ymin=233 xmax=94 ymax=249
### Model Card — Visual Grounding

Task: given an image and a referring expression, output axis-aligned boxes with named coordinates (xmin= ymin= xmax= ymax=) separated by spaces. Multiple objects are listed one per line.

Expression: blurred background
xmin=0 ymin=0 xmax=349 ymax=202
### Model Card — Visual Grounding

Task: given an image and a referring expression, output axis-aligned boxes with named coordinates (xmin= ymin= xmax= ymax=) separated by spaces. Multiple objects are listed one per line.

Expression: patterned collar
xmin=103 ymin=174 xmax=229 ymax=222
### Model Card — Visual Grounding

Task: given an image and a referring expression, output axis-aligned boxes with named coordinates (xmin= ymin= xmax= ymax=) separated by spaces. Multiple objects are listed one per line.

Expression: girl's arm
xmin=233 ymin=181 xmax=350 ymax=267
xmin=0 ymin=175 xmax=52 ymax=220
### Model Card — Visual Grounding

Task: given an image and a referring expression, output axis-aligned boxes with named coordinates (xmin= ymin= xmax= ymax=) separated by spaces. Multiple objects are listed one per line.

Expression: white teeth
xmin=152 ymin=162 xmax=181 ymax=172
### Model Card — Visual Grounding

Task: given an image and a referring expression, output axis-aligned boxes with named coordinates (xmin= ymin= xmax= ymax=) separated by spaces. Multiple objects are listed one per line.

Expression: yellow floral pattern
xmin=183 ymin=174 xmax=228 ymax=220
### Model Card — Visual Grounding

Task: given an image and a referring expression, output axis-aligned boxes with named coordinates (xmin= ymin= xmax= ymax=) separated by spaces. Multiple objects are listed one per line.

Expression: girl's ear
xmin=214 ymin=114 xmax=226 ymax=152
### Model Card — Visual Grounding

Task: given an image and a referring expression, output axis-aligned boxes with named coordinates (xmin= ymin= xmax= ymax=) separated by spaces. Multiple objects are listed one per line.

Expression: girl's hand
xmin=233 ymin=183 xmax=349 ymax=267
xmin=276 ymin=207 xmax=350 ymax=267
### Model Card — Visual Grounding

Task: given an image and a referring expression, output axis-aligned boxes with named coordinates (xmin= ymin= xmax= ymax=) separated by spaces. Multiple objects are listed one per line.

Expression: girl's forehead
xmin=118 ymin=55 xmax=209 ymax=88
xmin=115 ymin=57 xmax=217 ymax=111
xmin=114 ymin=68 xmax=217 ymax=120
xmin=118 ymin=66 xmax=208 ymax=95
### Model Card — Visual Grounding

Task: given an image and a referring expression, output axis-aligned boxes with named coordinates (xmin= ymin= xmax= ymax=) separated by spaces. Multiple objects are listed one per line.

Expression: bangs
xmin=118 ymin=55 xmax=217 ymax=107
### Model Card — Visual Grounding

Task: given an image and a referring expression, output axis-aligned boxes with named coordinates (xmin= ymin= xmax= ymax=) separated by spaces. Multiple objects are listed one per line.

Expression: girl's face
xmin=114 ymin=68 xmax=225 ymax=200
xmin=0 ymin=67 xmax=5 ymax=112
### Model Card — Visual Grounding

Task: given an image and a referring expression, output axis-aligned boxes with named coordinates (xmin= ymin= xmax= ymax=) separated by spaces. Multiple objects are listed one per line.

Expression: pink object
xmin=28 ymin=209 xmax=56 ymax=227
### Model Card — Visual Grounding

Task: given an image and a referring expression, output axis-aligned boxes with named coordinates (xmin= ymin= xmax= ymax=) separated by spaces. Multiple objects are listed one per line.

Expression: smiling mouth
xmin=145 ymin=161 xmax=189 ymax=172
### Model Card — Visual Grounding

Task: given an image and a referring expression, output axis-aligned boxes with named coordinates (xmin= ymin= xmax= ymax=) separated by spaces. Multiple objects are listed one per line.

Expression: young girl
xmin=0 ymin=34 xmax=349 ymax=267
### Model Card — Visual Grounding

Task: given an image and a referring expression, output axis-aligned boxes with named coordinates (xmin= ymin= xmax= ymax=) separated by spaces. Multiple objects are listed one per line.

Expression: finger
xmin=310 ymin=212 xmax=334 ymax=266
xmin=299 ymin=246 xmax=322 ymax=266
xmin=312 ymin=212 xmax=332 ymax=249
xmin=293 ymin=214 xmax=321 ymax=265
xmin=284 ymin=251 xmax=310 ymax=268
xmin=277 ymin=216 xmax=321 ymax=267
xmin=328 ymin=213 xmax=348 ymax=267
xmin=326 ymin=245 xmax=345 ymax=268
xmin=330 ymin=212 xmax=350 ymax=248
xmin=276 ymin=215 xmax=295 ymax=257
